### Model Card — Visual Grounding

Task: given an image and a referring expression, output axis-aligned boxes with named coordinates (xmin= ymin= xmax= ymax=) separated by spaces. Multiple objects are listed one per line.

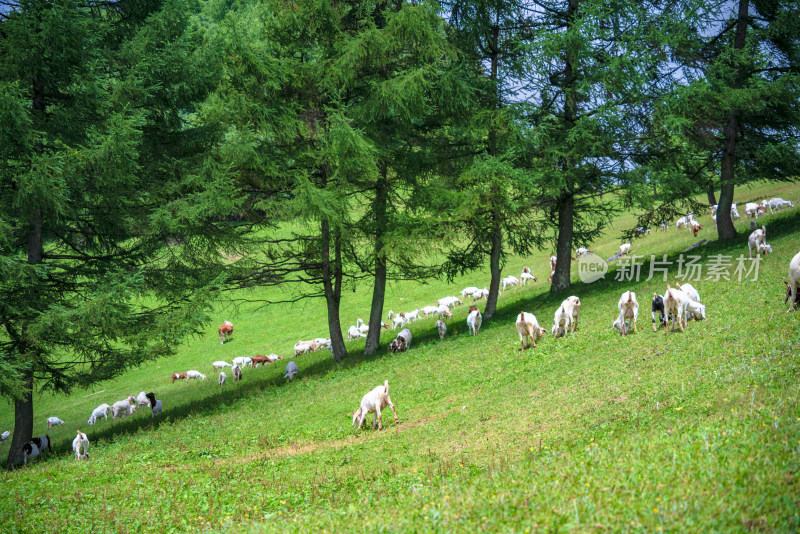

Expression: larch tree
xmin=0 ymin=0 xmax=239 ymax=467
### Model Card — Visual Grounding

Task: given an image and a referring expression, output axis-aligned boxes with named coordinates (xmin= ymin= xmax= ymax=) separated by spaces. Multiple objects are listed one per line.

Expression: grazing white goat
xmin=435 ymin=319 xmax=447 ymax=340
xmin=1 ymin=430 xmax=10 ymax=442
xmin=575 ymin=248 xmax=590 ymax=257
xmin=421 ymin=305 xmax=440 ymax=317
xmin=501 ymin=276 xmax=520 ymax=291
xmin=111 ymin=395 xmax=135 ymax=419
xmin=618 ymin=243 xmax=632 ymax=256
xmin=72 ymin=431 xmax=90 ymax=460
xmin=437 ymin=305 xmax=453 ymax=319
xmin=471 ymin=288 xmax=489 ymax=302
xmin=461 ymin=286 xmax=480 ymax=298
xmin=438 ymin=296 xmax=462 ymax=309
xmin=759 ymin=242 xmax=773 ymax=255
xmin=686 ymin=300 xmax=707 ymax=321
xmin=748 ymin=225 xmax=767 ymax=258
xmin=356 ymin=318 xmax=369 ymax=335
xmin=730 ymin=203 xmax=740 ymax=219
xmin=185 ymin=370 xmax=207 ymax=381
xmin=466 ymin=306 xmax=482 ymax=336
xmin=348 ymin=325 xmax=366 ymax=341
xmin=313 ymin=338 xmax=332 ymax=351
xmin=521 ymin=271 xmax=537 ymax=285
xmin=675 ymin=282 xmax=700 ymax=302
xmin=46 ymin=417 xmax=65 ymax=429
xmin=87 ymin=403 xmax=111 ymax=426
xmin=517 ymin=312 xmax=546 ymax=349
xmin=765 ymin=197 xmax=794 ymax=213
xmin=390 ymin=314 xmax=407 ymax=330
xmin=551 ymin=303 xmax=573 ymax=338
xmin=212 ymin=361 xmax=232 ymax=371
xmin=389 ymin=328 xmax=412 ymax=353
xmin=785 ymin=251 xmax=800 ymax=312
xmin=294 ymin=340 xmax=316 ymax=357
xmin=232 ymin=356 xmax=253 ymax=368
xmin=404 ymin=309 xmax=420 ymax=323
xmin=663 ymin=285 xmax=690 ymax=333
xmin=613 ymin=291 xmax=639 ymax=336
xmin=352 ymin=380 xmax=398 ymax=431
xmin=676 ymin=216 xmax=689 ymax=229
xmin=218 ymin=371 xmax=227 ymax=386
xmin=745 ymin=202 xmax=760 ymax=219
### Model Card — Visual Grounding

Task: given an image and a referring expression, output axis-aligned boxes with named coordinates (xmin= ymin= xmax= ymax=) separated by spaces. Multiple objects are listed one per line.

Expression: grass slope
xmin=1 ymin=182 xmax=799 ymax=533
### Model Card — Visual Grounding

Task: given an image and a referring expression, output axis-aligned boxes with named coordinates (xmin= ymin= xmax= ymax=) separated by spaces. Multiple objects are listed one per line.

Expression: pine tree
xmin=0 ymin=0 xmax=237 ymax=467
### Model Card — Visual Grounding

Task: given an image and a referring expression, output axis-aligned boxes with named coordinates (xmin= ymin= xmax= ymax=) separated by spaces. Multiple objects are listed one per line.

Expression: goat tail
xmin=384 ymin=380 xmax=389 ymax=394
xmin=627 ymin=292 xmax=632 ymax=303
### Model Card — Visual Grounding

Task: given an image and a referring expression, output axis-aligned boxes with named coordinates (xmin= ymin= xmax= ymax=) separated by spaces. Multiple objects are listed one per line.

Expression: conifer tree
xmin=0 ymin=0 xmax=237 ymax=467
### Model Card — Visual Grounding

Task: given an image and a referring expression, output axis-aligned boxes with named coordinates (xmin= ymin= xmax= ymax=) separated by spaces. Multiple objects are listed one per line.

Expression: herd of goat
xmin=6 ymin=198 xmax=799 ymax=462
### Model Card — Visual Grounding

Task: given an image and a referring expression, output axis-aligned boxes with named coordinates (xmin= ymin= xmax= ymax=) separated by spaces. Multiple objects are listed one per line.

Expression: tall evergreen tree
xmin=651 ymin=0 xmax=800 ymax=239
xmin=0 ymin=0 xmax=237 ymax=467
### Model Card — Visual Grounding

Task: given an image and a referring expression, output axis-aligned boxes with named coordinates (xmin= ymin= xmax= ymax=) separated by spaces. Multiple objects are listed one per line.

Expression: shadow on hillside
xmin=37 ymin=210 xmax=800 ymax=460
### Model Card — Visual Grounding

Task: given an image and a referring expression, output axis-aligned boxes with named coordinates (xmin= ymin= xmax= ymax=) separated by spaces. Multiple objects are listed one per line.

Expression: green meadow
xmin=1 ymin=181 xmax=799 ymax=533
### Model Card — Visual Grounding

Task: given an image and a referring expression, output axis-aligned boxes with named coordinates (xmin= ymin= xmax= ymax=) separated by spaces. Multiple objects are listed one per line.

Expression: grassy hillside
xmin=1 ymin=182 xmax=799 ymax=533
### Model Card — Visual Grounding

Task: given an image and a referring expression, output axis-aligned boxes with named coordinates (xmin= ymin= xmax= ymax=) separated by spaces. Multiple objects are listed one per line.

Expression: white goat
xmin=759 ymin=243 xmax=773 ymax=255
xmin=663 ymin=285 xmax=690 ymax=333
xmin=461 ymin=286 xmax=480 ymax=298
xmin=517 ymin=312 xmax=546 ymax=349
xmin=575 ymin=248 xmax=590 ymax=257
xmin=212 ymin=361 xmax=232 ymax=371
xmin=313 ymin=338 xmax=332 ymax=351
xmin=218 ymin=371 xmax=227 ymax=386
xmin=232 ymin=356 xmax=253 ymax=368
xmin=421 ymin=305 xmax=440 ymax=317
xmin=437 ymin=305 xmax=453 ymax=319
xmin=87 ymin=403 xmax=111 ymax=426
xmin=786 ymin=251 xmax=800 ymax=312
xmin=551 ymin=303 xmax=573 ymax=338
xmin=46 ymin=417 xmax=65 ymax=429
xmin=501 ymin=276 xmax=520 ymax=291
xmin=438 ymin=296 xmax=462 ymax=309
xmin=471 ymin=288 xmax=489 ymax=302
xmin=745 ymin=202 xmax=760 ymax=219
xmin=390 ymin=314 xmax=407 ymax=330
xmin=185 ymin=370 xmax=207 ymax=381
xmin=389 ymin=328 xmax=412 ymax=353
xmin=686 ymin=300 xmax=707 ymax=321
xmin=613 ymin=291 xmax=639 ymax=335
xmin=348 ymin=325 xmax=366 ymax=341
xmin=748 ymin=225 xmax=767 ymax=258
xmin=731 ymin=203 xmax=740 ymax=219
xmin=404 ymin=309 xmax=420 ymax=323
xmin=232 ymin=364 xmax=242 ymax=383
xmin=1 ymin=430 xmax=10 ymax=442
xmin=435 ymin=319 xmax=447 ymax=340
xmin=466 ymin=306 xmax=482 ymax=336
xmin=135 ymin=391 xmax=150 ymax=407
xmin=72 ymin=431 xmax=90 ymax=460
xmin=352 ymin=380 xmax=399 ymax=431
xmin=111 ymin=395 xmax=135 ymax=419
xmin=294 ymin=340 xmax=316 ymax=357
xmin=675 ymin=282 xmax=700 ymax=302
xmin=765 ymin=197 xmax=794 ymax=213
xmin=618 ymin=243 xmax=632 ymax=256
xmin=521 ymin=272 xmax=537 ymax=285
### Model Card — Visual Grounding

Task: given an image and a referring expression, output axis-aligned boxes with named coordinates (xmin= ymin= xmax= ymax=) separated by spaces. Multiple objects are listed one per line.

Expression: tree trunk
xmin=364 ymin=165 xmax=388 ymax=356
xmin=321 ymin=218 xmax=346 ymax=362
xmin=484 ymin=210 xmax=503 ymax=319
xmin=551 ymin=194 xmax=575 ymax=292
xmin=717 ymin=0 xmax=749 ymax=240
xmin=706 ymin=183 xmax=717 ymax=206
xmin=6 ymin=371 xmax=33 ymax=469
xmin=7 ymin=209 xmax=42 ymax=468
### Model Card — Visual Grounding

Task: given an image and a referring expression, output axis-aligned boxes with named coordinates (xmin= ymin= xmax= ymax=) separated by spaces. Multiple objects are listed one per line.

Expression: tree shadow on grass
xmin=39 ymin=210 xmax=800 ymax=461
